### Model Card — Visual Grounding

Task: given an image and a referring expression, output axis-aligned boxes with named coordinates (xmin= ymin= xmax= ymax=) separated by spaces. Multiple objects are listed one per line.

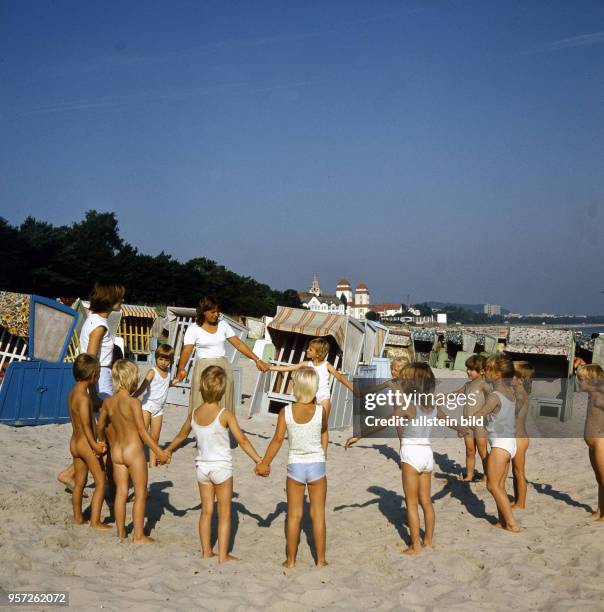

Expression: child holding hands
xmin=67 ymin=354 xmax=111 ymax=531
xmin=167 ymin=365 xmax=265 ymax=562
xmin=97 ymin=360 xmax=171 ymax=543
xmin=257 ymin=367 xmax=328 ymax=568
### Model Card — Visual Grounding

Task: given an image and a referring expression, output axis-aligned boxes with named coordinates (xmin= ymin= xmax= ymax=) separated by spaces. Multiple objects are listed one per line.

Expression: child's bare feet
xmin=316 ymin=560 xmax=328 ymax=567
xmin=73 ymin=516 xmax=86 ymax=525
xmin=133 ymin=535 xmax=155 ymax=544
xmin=59 ymin=475 xmax=89 ymax=498
xmin=505 ymin=523 xmax=521 ymax=533
xmin=282 ymin=559 xmax=295 ymax=569
xmin=403 ymin=545 xmax=423 ymax=556
xmin=462 ymin=473 xmax=474 ymax=482
xmin=422 ymin=540 xmax=433 ymax=549
xmin=202 ymin=552 xmax=216 ymax=560
xmin=219 ymin=554 xmax=239 ymax=564
xmin=510 ymin=502 xmax=525 ymax=510
xmin=90 ymin=523 xmax=112 ymax=532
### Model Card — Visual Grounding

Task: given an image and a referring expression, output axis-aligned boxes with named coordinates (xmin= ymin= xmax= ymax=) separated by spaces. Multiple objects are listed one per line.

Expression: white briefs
xmin=196 ymin=460 xmax=233 ymax=485
xmin=400 ymin=444 xmax=434 ymax=473
xmin=488 ymin=436 xmax=517 ymax=459
xmin=142 ymin=400 xmax=164 ymax=418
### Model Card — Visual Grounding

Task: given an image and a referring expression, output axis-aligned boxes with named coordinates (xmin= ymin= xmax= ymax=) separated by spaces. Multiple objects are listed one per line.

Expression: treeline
xmin=0 ymin=211 xmax=301 ymax=316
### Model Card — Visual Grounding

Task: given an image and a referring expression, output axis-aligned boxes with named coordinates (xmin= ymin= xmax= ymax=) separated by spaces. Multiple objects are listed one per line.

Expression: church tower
xmin=309 ymin=272 xmax=321 ymax=297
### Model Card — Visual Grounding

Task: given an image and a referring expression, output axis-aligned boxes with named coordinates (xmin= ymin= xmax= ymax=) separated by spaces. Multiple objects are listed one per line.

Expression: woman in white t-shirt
xmin=174 ymin=296 xmax=269 ymax=414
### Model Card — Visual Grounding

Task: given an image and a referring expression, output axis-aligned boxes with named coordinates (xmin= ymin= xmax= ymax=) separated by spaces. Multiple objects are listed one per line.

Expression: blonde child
xmin=576 ymin=364 xmax=604 ymax=520
xmin=97 ymin=360 xmax=171 ymax=543
xmin=257 ymin=367 xmax=328 ymax=568
xmin=134 ymin=344 xmax=174 ymax=468
xmin=67 ymin=354 xmax=111 ymax=531
xmin=167 ymin=366 xmax=264 ymax=562
xmin=346 ymin=363 xmax=468 ymax=555
xmin=451 ymin=354 xmax=490 ymax=482
xmin=270 ymin=337 xmax=353 ymax=419
xmin=472 ymin=355 xmax=520 ymax=532
xmin=511 ymin=361 xmax=535 ymax=509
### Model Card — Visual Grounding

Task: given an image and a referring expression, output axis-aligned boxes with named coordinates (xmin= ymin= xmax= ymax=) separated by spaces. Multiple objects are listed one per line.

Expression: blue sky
xmin=1 ymin=0 xmax=603 ymax=313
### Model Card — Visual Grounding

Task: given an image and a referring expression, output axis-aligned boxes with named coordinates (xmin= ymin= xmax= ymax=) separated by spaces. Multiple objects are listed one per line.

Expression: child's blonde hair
xmin=400 ymin=363 xmax=436 ymax=396
xmin=200 ymin=365 xmax=227 ymax=403
xmin=486 ymin=355 xmax=515 ymax=380
xmin=112 ymin=359 xmax=139 ymax=394
xmin=155 ymin=343 xmax=175 ymax=362
xmin=576 ymin=363 xmax=604 ymax=386
xmin=73 ymin=353 xmax=100 ymax=382
xmin=513 ymin=360 xmax=535 ymax=393
xmin=293 ymin=366 xmax=319 ymax=403
xmin=308 ymin=337 xmax=330 ymax=361
xmin=391 ymin=355 xmax=411 ymax=376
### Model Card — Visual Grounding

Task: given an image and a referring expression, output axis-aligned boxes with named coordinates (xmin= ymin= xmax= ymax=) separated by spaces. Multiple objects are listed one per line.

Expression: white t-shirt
xmin=79 ymin=313 xmax=114 ymax=367
xmin=183 ymin=320 xmax=235 ymax=359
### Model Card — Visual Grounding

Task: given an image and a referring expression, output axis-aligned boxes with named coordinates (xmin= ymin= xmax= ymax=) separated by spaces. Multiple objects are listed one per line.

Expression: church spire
xmin=309 ymin=272 xmax=321 ymax=296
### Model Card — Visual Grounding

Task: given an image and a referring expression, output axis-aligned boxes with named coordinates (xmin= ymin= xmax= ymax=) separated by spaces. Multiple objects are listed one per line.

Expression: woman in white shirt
xmin=174 ymin=296 xmax=269 ymax=414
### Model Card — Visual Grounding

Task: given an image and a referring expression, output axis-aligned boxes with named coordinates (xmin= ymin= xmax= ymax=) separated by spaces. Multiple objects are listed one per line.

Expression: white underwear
xmin=142 ymin=400 xmax=164 ymax=418
xmin=196 ymin=460 xmax=233 ymax=485
xmin=488 ymin=437 xmax=517 ymax=459
xmin=400 ymin=444 xmax=434 ymax=473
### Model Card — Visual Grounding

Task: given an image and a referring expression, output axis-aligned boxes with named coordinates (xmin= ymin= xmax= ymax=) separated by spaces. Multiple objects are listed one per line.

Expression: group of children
xmin=66 ymin=335 xmax=604 ymax=565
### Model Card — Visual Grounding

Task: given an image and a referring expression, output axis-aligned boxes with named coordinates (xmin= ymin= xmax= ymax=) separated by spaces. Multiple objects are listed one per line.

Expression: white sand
xmin=2 ymin=362 xmax=604 ymax=611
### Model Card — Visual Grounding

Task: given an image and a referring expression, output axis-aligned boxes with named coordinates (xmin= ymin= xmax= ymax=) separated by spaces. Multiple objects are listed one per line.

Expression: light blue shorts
xmin=287 ymin=462 xmax=326 ymax=484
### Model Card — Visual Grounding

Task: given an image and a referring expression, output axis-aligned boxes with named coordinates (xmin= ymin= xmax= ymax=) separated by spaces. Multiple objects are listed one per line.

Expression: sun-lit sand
xmin=2 ymin=361 xmax=604 ymax=610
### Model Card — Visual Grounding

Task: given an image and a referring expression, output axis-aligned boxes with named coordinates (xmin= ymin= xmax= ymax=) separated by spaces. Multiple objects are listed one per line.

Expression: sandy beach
xmin=2 ymin=361 xmax=604 ymax=611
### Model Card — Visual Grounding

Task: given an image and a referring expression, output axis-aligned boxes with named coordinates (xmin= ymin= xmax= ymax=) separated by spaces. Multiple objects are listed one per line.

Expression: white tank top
xmin=141 ymin=367 xmax=170 ymax=407
xmin=401 ymin=404 xmax=437 ymax=446
xmin=285 ymin=404 xmax=325 ymax=464
xmin=486 ymin=391 xmax=516 ymax=438
xmin=79 ymin=314 xmax=114 ymax=366
xmin=191 ymin=407 xmax=232 ymax=464
xmin=309 ymin=360 xmax=330 ymax=398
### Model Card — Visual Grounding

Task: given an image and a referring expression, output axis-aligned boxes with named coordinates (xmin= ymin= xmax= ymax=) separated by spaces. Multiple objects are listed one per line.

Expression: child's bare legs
xmin=84 ymin=450 xmax=110 ymax=530
xmin=463 ymin=434 xmax=476 ymax=481
xmin=587 ymin=440 xmax=604 ymax=520
xmin=128 ymin=453 xmax=152 ymax=543
xmin=418 ymin=472 xmax=434 ymax=547
xmin=475 ymin=433 xmax=489 ymax=482
xmin=72 ymin=458 xmax=88 ymax=524
xmin=486 ymin=449 xmax=519 ymax=532
xmin=58 ymin=462 xmax=76 ymax=489
xmin=308 ymin=476 xmax=327 ymax=566
xmin=147 ymin=414 xmax=163 ymax=468
xmin=284 ymin=478 xmax=306 ymax=568
xmin=401 ymin=463 xmax=423 ymax=555
xmin=198 ymin=482 xmax=215 ymax=558
xmin=512 ymin=438 xmax=529 ymax=509
xmin=215 ymin=478 xmax=237 ymax=562
xmin=113 ymin=463 xmax=129 ymax=540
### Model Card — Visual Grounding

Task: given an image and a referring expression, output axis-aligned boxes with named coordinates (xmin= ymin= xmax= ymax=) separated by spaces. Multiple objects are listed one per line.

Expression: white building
xmin=484 ymin=304 xmax=501 ymax=316
xmin=299 ymin=275 xmax=372 ymax=319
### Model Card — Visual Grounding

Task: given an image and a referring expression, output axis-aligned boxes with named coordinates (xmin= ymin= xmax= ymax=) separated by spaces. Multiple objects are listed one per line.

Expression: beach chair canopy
xmin=120 ymin=304 xmax=158 ymax=319
xmin=506 ymin=327 xmax=574 ymax=357
xmin=268 ymin=307 xmax=348 ymax=351
xmin=0 ymin=291 xmax=30 ymax=338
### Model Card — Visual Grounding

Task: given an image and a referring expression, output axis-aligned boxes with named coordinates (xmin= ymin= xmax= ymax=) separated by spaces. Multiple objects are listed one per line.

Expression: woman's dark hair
xmin=89 ymin=281 xmax=125 ymax=313
xmin=196 ymin=296 xmax=220 ymax=325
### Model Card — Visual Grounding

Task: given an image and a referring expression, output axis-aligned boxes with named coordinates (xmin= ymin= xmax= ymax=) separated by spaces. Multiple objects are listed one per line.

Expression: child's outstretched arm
xmin=78 ymin=396 xmax=105 ymax=455
xmin=327 ymin=362 xmax=354 ymax=391
xmin=224 ymin=412 xmax=263 ymax=465
xmin=166 ymin=414 xmax=193 ymax=453
xmin=130 ymin=398 xmax=171 ymax=464
xmin=133 ymin=368 xmax=154 ymax=398
xmin=471 ymin=392 xmax=500 ymax=421
xmin=435 ymin=407 xmax=470 ymax=437
xmin=269 ymin=363 xmax=304 ymax=372
xmin=345 ymin=404 xmax=408 ymax=448
xmin=257 ymin=409 xmax=287 ymax=475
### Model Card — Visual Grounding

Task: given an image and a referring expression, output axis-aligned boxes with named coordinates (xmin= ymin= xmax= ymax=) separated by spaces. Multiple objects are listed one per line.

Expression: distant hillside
xmin=426 ymin=301 xmax=510 ymax=315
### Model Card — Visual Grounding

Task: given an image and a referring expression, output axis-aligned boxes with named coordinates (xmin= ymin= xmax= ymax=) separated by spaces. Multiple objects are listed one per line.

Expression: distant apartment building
xmin=484 ymin=304 xmax=501 ymax=316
